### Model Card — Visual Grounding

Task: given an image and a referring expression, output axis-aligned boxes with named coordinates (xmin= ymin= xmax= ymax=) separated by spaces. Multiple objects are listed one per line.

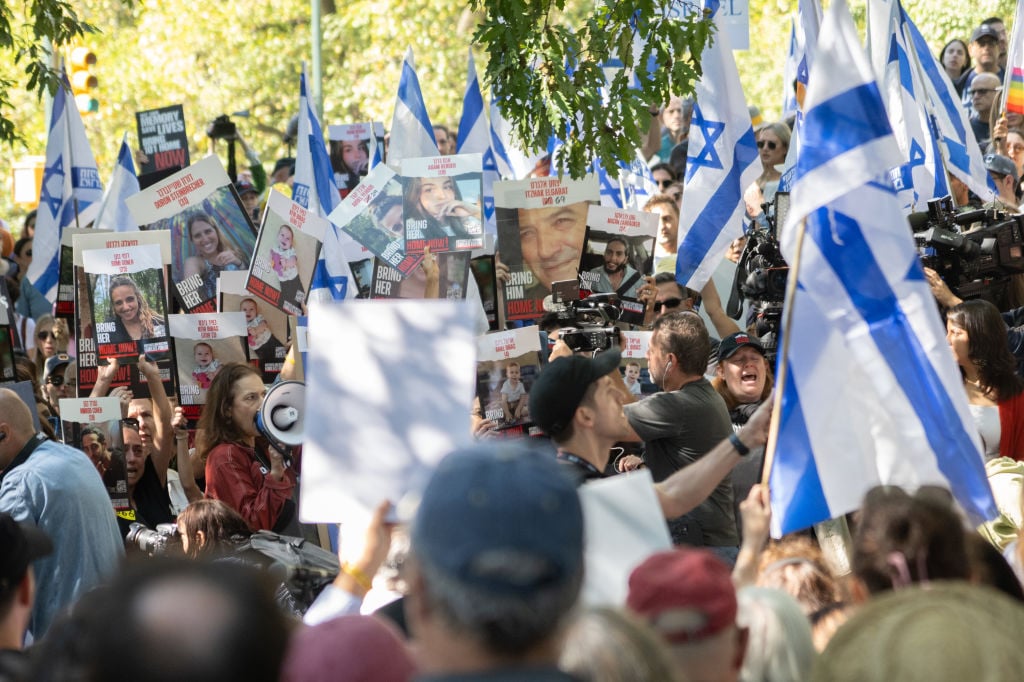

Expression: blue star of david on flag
xmin=685 ymin=105 xmax=726 ymax=180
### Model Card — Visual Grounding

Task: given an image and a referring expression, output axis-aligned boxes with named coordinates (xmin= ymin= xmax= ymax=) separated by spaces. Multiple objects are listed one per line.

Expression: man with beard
xmin=589 ymin=236 xmax=643 ymax=298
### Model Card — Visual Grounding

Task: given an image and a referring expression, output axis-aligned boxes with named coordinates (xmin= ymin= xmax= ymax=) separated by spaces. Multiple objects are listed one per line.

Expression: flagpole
xmin=761 ymin=217 xmax=807 ymax=487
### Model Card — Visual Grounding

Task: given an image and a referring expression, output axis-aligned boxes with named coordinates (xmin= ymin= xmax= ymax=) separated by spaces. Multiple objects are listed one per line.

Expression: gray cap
xmin=984 ymin=153 xmax=1019 ymax=185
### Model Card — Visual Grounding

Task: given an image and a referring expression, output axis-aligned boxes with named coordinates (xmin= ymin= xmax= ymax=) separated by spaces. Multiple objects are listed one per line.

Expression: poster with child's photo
xmin=58 ymin=397 xmax=129 ymax=513
xmin=168 ymin=313 xmax=248 ymax=422
xmin=330 ymin=163 xmax=422 ymax=276
xmin=246 ymin=190 xmax=325 ymax=316
xmin=475 ymin=327 xmax=542 ymax=438
xmin=219 ymin=271 xmax=290 ymax=382
xmin=619 ymin=330 xmax=654 ymax=397
xmin=125 ymin=155 xmax=258 ymax=313
xmin=83 ymin=243 xmax=171 ymax=367
xmin=401 ymin=154 xmax=484 ymax=255
xmin=328 ymin=122 xmax=384 ymax=199
xmin=578 ymin=206 xmax=657 ymax=326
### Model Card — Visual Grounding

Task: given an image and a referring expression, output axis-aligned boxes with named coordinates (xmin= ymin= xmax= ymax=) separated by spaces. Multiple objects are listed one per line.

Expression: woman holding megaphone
xmin=198 ymin=363 xmax=299 ymax=534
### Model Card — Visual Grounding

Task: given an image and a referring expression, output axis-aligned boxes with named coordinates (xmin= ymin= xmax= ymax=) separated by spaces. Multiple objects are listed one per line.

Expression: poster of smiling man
xmin=579 ymin=205 xmax=658 ymax=326
xmin=125 ymin=155 xmax=257 ymax=313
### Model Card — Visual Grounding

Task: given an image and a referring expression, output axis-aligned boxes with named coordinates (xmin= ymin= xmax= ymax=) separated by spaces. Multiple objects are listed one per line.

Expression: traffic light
xmin=69 ymin=46 xmax=98 ymax=114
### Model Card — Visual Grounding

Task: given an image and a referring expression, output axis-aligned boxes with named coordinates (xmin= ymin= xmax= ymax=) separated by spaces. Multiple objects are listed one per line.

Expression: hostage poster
xmin=73 ymin=230 xmax=175 ymax=398
xmin=494 ymin=175 xmax=598 ymax=321
xmin=328 ymin=121 xmax=385 ymax=199
xmin=125 ymin=155 xmax=258 ymax=313
xmin=369 ymin=251 xmax=470 ymax=300
xmin=401 ymin=154 xmax=484 ymax=255
xmin=329 ymin=163 xmax=422 ymax=276
xmin=58 ymin=396 xmax=129 ymax=513
xmin=475 ymin=327 xmax=542 ymax=438
xmin=219 ymin=271 xmax=290 ymax=382
xmin=168 ymin=312 xmax=248 ymax=422
xmin=578 ymin=205 xmax=657 ymax=325
xmin=246 ymin=190 xmax=325 ymax=316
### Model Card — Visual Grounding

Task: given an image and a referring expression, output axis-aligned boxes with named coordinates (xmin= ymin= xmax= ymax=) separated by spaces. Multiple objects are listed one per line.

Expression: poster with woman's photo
xmin=475 ymin=327 xmax=542 ymax=438
xmin=168 ymin=312 xmax=248 ymax=422
xmin=125 ymin=155 xmax=258 ymax=314
xmin=219 ymin=271 xmax=290 ymax=382
xmin=83 ymin=243 xmax=170 ymax=366
xmin=72 ymin=230 xmax=174 ymax=398
xmin=328 ymin=122 xmax=384 ymax=199
xmin=58 ymin=397 xmax=129 ymax=513
xmin=578 ymin=205 xmax=658 ymax=325
xmin=246 ymin=190 xmax=325 ymax=316
xmin=494 ymin=175 xmax=599 ymax=321
xmin=370 ymin=252 xmax=470 ymax=300
xmin=329 ymin=163 xmax=422 ymax=276
xmin=401 ymin=154 xmax=484 ymax=255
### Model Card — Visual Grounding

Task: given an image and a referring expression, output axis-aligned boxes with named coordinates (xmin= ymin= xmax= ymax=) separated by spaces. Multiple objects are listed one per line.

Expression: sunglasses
xmin=37 ymin=330 xmax=54 ymax=341
xmin=47 ymin=375 xmax=65 ymax=387
xmin=757 ymin=140 xmax=779 ymax=151
xmin=656 ymin=297 xmax=684 ymax=312
xmin=121 ymin=417 xmax=141 ymax=430
xmin=656 ymin=179 xmax=674 ymax=188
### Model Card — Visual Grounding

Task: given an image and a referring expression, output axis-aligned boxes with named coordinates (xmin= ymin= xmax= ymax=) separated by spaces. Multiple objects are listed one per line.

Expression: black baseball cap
xmin=530 ymin=350 xmax=622 ymax=438
xmin=718 ymin=332 xmax=765 ymax=360
xmin=0 ymin=514 xmax=52 ymax=597
xmin=971 ymin=25 xmax=1001 ymax=43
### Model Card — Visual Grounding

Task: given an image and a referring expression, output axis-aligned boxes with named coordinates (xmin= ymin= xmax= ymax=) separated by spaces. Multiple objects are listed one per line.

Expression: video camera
xmin=206 ymin=114 xmax=238 ymax=141
xmin=911 ymin=196 xmax=1024 ymax=308
xmin=547 ymin=280 xmax=622 ymax=353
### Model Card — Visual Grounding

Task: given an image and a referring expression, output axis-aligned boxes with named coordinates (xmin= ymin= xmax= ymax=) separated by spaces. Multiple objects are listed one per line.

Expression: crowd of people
xmin=3 ymin=12 xmax=1024 ymax=682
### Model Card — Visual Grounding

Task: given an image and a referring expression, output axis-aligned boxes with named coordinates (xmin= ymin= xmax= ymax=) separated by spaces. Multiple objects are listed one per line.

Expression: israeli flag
xmin=388 ymin=48 xmax=439 ymax=166
xmin=593 ymin=156 xmax=657 ymax=210
xmin=29 ymin=74 xmax=104 ymax=302
xmin=903 ymin=12 xmax=995 ymax=201
xmin=770 ymin=0 xmax=995 ymax=536
xmin=93 ymin=134 xmax=141 ymax=233
xmin=866 ymin=0 xmax=949 ymax=213
xmin=489 ymin=96 xmax=544 ymax=179
xmin=781 ymin=19 xmax=799 ymax=120
xmin=294 ymin=65 xmax=357 ymax=302
xmin=675 ymin=9 xmax=761 ymax=292
xmin=455 ymin=50 xmax=501 ymax=239
xmin=777 ymin=0 xmax=821 ymax=193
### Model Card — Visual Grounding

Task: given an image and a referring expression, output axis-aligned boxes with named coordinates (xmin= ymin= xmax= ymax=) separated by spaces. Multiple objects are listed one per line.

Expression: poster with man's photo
xmin=168 ymin=312 xmax=248 ymax=422
xmin=619 ymin=330 xmax=654 ymax=397
xmin=246 ymin=190 xmax=325 ymax=316
xmin=219 ymin=271 xmax=290 ymax=382
xmin=83 ymin=243 xmax=171 ymax=369
xmin=125 ymin=155 xmax=258 ymax=313
xmin=579 ymin=205 xmax=657 ymax=326
xmin=328 ymin=121 xmax=385 ymax=199
xmin=369 ymin=252 xmax=470 ymax=300
xmin=58 ymin=397 xmax=129 ymax=513
xmin=475 ymin=327 xmax=542 ymax=438
xmin=329 ymin=163 xmax=422 ymax=276
xmin=401 ymin=154 xmax=484 ymax=255
xmin=494 ymin=175 xmax=599 ymax=321
xmin=72 ymin=231 xmax=174 ymax=398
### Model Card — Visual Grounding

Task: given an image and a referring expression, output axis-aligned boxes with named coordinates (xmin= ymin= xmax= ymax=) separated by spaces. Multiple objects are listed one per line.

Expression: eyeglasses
xmin=757 ymin=140 xmax=779 ymax=151
xmin=656 ymin=179 xmax=674 ymax=188
xmin=47 ymin=375 xmax=65 ymax=387
xmin=37 ymin=330 xmax=54 ymax=341
xmin=656 ymin=297 xmax=684 ymax=312
xmin=969 ymin=88 xmax=998 ymax=96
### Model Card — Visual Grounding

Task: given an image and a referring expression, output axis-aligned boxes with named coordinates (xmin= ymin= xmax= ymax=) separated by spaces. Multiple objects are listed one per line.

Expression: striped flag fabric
xmin=866 ymin=0 xmax=949 ymax=213
xmin=769 ymin=0 xmax=996 ymax=537
xmin=675 ymin=7 xmax=762 ymax=292
xmin=93 ymin=134 xmax=141 ymax=232
xmin=1003 ymin=0 xmax=1024 ymax=115
xmin=294 ymin=65 xmax=358 ymax=302
xmin=781 ymin=19 xmax=799 ymax=120
xmin=29 ymin=73 xmax=104 ymax=302
xmin=903 ymin=15 xmax=995 ymax=201
xmin=777 ymin=0 xmax=821 ymax=193
xmin=455 ymin=50 xmax=501 ymax=239
xmin=388 ymin=48 xmax=439 ymax=166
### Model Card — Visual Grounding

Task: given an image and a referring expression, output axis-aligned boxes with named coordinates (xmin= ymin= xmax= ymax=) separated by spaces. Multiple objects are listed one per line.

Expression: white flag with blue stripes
xmin=93 ymin=134 xmax=141 ymax=233
xmin=455 ymin=50 xmax=501 ymax=240
xmin=902 ymin=12 xmax=994 ymax=201
xmin=867 ymin=0 xmax=949 ymax=213
xmin=770 ymin=0 xmax=995 ymax=537
xmin=29 ymin=76 xmax=104 ymax=302
xmin=388 ymin=48 xmax=439 ymax=166
xmin=777 ymin=0 xmax=821 ymax=193
xmin=294 ymin=66 xmax=357 ymax=302
xmin=676 ymin=10 xmax=761 ymax=292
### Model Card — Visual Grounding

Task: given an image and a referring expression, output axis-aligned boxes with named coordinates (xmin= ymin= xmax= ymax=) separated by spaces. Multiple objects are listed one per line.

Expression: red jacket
xmin=999 ymin=390 xmax=1024 ymax=461
xmin=204 ymin=442 xmax=297 ymax=531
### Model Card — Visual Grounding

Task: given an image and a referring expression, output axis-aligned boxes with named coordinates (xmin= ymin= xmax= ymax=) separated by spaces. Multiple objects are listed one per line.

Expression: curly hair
xmin=108 ymin=276 xmax=163 ymax=339
xmin=947 ymin=299 xmax=1024 ymax=401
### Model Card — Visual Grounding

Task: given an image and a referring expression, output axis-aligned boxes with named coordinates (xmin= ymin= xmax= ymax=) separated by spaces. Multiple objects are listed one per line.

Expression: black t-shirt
xmin=117 ymin=456 xmax=175 ymax=539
